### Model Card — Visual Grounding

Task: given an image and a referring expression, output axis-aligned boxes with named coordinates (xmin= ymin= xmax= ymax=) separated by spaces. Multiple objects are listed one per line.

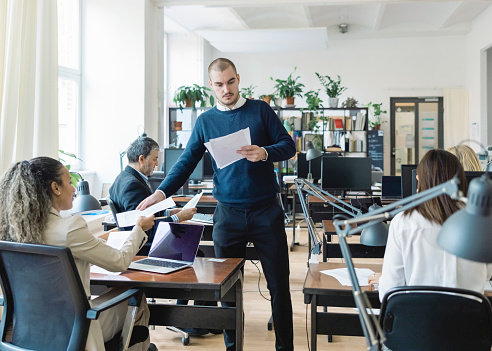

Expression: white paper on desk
xmin=116 ymin=197 xmax=176 ymax=227
xmin=321 ymin=268 xmax=375 ymax=286
xmin=205 ymin=128 xmax=251 ymax=169
xmin=183 ymin=191 xmax=203 ymax=209
xmin=90 ymin=231 xmax=133 ymax=275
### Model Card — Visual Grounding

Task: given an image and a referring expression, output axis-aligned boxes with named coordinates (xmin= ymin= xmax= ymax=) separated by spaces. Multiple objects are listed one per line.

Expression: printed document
xmin=321 ymin=267 xmax=375 ymax=286
xmin=116 ymin=197 xmax=176 ymax=228
xmin=90 ymin=231 xmax=133 ymax=275
xmin=205 ymin=128 xmax=251 ymax=169
xmin=183 ymin=191 xmax=203 ymax=209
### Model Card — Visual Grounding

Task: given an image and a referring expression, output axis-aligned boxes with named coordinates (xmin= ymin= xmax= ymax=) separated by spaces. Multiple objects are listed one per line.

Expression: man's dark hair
xmin=208 ymin=58 xmax=237 ymax=78
xmin=126 ymin=136 xmax=159 ymax=163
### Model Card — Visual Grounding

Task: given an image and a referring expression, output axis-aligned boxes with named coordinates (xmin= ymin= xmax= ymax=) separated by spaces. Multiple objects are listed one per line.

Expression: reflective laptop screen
xmin=148 ymin=222 xmax=203 ymax=262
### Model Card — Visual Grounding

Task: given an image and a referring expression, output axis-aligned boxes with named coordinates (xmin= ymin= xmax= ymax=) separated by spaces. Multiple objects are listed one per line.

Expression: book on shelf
xmin=334 ymin=118 xmax=344 ymax=129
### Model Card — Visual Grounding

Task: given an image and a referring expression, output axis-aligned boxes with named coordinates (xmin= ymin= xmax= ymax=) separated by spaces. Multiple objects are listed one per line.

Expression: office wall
xmin=210 ymin=35 xmax=467 ymax=172
xmin=466 ymin=5 xmax=492 ymax=147
xmin=81 ymin=0 xmax=145 ymax=196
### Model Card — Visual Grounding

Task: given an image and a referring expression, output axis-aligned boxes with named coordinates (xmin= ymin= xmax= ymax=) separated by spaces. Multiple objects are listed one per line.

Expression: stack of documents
xmin=321 ymin=267 xmax=375 ymax=286
xmin=205 ymin=128 xmax=251 ymax=169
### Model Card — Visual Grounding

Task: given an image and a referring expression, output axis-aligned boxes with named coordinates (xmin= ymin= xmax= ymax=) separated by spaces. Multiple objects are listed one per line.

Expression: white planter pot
xmin=328 ymin=97 xmax=339 ymax=108
xmin=274 ymin=97 xmax=283 ymax=107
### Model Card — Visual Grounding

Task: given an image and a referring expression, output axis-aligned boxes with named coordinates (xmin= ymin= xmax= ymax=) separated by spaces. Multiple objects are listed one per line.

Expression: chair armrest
xmin=86 ymin=288 xmax=142 ymax=320
xmin=0 ymin=295 xmax=3 ymax=306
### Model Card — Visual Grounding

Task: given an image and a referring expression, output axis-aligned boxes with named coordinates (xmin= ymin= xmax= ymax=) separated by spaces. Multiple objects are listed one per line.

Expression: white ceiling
xmin=158 ymin=0 xmax=492 ymax=52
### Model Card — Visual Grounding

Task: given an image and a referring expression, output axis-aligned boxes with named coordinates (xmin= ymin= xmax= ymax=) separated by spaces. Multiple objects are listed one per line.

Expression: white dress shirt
xmin=379 ymin=210 xmax=492 ymax=301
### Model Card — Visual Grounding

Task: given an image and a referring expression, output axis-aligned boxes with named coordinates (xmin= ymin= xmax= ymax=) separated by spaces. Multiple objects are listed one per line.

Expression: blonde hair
xmin=0 ymin=157 xmax=65 ymax=244
xmin=447 ymin=145 xmax=482 ymax=172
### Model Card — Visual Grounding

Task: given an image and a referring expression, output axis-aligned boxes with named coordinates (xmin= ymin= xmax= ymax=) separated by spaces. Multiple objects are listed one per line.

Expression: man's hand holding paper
xmin=206 ymin=128 xmax=252 ymax=169
xmin=117 ymin=197 xmax=176 ymax=227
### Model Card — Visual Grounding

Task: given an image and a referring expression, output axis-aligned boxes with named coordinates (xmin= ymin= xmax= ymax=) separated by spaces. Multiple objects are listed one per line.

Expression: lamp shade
xmin=360 ymin=204 xmax=389 ymax=246
xmin=306 ymin=141 xmax=322 ymax=161
xmin=437 ymin=175 xmax=492 ymax=262
xmin=72 ymin=180 xmax=102 ymax=213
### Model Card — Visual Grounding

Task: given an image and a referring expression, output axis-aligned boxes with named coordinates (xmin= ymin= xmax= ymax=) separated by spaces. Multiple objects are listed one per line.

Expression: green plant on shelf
xmin=315 ymin=73 xmax=347 ymax=98
xmin=366 ymin=102 xmax=387 ymax=128
xmin=240 ymin=84 xmax=257 ymax=99
xmin=173 ymin=84 xmax=215 ymax=110
xmin=271 ymin=67 xmax=304 ymax=100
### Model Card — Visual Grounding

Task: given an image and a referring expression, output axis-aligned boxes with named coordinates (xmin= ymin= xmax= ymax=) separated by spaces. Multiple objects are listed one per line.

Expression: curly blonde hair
xmin=447 ymin=145 xmax=483 ymax=172
xmin=0 ymin=157 xmax=64 ymax=244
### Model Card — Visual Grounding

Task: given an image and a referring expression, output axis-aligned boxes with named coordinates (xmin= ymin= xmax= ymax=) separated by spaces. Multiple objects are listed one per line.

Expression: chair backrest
xmin=107 ymin=197 xmax=122 ymax=231
xmin=380 ymin=286 xmax=492 ymax=351
xmin=0 ymin=241 xmax=91 ymax=351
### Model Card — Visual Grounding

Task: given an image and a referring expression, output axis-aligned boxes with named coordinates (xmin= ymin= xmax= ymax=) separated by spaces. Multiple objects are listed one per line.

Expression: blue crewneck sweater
xmin=159 ymin=99 xmax=296 ymax=207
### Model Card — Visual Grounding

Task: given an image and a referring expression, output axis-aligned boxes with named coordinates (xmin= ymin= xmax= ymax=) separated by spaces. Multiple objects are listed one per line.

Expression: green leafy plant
xmin=58 ymin=150 xmax=83 ymax=187
xmin=240 ymin=84 xmax=257 ymax=99
xmin=342 ymin=97 xmax=359 ymax=108
xmin=259 ymin=94 xmax=274 ymax=99
xmin=271 ymin=67 xmax=305 ymax=99
xmin=366 ymin=102 xmax=387 ymax=127
xmin=305 ymin=90 xmax=323 ymax=111
xmin=173 ymin=84 xmax=215 ymax=110
xmin=315 ymin=73 xmax=347 ymax=98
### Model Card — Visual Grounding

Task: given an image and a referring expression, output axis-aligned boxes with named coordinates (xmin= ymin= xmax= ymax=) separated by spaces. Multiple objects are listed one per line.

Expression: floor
xmin=148 ymin=224 xmax=378 ymax=350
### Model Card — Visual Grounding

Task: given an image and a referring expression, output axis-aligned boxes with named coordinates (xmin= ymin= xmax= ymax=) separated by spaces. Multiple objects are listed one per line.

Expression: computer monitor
xmin=202 ymin=151 xmax=214 ymax=180
xmin=381 ymin=176 xmax=402 ymax=200
xmin=163 ymin=148 xmax=203 ymax=183
xmin=464 ymin=171 xmax=492 ymax=195
xmin=321 ymin=156 xmax=372 ymax=197
xmin=296 ymin=152 xmax=322 ymax=184
xmin=401 ymin=164 xmax=417 ymax=198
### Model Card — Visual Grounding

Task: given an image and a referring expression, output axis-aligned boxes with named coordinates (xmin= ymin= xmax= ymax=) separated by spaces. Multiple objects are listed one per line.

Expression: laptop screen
xmin=149 ymin=222 xmax=203 ymax=262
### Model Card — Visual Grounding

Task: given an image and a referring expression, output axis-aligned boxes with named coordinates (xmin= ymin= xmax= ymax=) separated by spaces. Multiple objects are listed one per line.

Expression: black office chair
xmin=380 ymin=286 xmax=492 ymax=351
xmin=0 ymin=240 xmax=146 ymax=351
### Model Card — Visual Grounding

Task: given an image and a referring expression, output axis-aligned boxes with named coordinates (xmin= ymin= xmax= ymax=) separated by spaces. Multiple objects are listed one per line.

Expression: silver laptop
xmin=129 ymin=222 xmax=204 ymax=274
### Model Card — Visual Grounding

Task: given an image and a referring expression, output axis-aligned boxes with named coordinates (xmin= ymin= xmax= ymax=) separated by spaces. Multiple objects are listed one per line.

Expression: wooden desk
xmin=91 ymin=257 xmax=245 ymax=350
xmin=322 ymin=220 xmax=386 ymax=261
xmin=303 ymin=261 xmax=381 ymax=351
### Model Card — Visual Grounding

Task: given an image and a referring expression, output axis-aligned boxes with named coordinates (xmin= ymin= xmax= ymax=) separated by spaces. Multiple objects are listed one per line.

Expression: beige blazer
xmin=43 ymin=208 xmax=148 ymax=350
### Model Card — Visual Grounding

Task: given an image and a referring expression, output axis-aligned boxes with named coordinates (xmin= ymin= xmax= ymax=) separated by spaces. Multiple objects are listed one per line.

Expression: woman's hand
xmin=368 ymin=273 xmax=381 ymax=291
xmin=136 ymin=215 xmax=155 ymax=232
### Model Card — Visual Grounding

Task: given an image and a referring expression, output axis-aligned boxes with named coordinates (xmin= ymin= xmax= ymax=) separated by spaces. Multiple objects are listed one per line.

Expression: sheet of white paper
xmin=183 ymin=191 xmax=203 ymax=209
xmin=90 ymin=231 xmax=133 ymax=275
xmin=116 ymin=197 xmax=176 ymax=227
xmin=208 ymin=128 xmax=251 ymax=169
xmin=321 ymin=268 xmax=375 ymax=286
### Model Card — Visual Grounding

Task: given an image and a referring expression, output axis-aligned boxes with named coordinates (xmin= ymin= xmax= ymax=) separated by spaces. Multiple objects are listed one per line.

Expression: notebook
xmin=129 ymin=222 xmax=204 ymax=274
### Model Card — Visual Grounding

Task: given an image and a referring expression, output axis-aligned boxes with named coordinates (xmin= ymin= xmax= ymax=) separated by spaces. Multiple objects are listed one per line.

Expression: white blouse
xmin=379 ymin=210 xmax=492 ymax=301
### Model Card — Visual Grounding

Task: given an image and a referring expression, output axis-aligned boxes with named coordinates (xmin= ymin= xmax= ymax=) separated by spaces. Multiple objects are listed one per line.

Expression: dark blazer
xmin=109 ymin=166 xmax=171 ymax=246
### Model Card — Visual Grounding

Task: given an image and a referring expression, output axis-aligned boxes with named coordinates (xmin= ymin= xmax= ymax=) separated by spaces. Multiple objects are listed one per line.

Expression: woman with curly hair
xmin=0 ymin=157 xmax=155 ymax=351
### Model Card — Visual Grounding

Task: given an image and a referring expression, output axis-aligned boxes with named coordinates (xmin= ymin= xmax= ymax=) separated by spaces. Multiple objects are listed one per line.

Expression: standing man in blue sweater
xmin=138 ymin=58 xmax=296 ymax=350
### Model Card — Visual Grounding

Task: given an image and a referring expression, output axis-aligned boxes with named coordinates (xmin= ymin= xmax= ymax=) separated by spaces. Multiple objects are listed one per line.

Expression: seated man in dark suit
xmin=109 ymin=136 xmax=196 ymax=242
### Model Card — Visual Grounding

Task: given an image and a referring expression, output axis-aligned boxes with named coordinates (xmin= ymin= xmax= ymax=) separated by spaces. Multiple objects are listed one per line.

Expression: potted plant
xmin=259 ymin=94 xmax=274 ymax=105
xmin=315 ymin=73 xmax=347 ymax=108
xmin=366 ymin=102 xmax=387 ymax=130
xmin=173 ymin=84 xmax=215 ymax=110
xmin=342 ymin=97 xmax=359 ymax=108
xmin=271 ymin=67 xmax=304 ymax=106
xmin=240 ymin=84 xmax=257 ymax=99
xmin=59 ymin=150 xmax=83 ymax=187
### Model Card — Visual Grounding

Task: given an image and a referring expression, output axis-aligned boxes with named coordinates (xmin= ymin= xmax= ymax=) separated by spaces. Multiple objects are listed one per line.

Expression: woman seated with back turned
xmin=447 ymin=144 xmax=483 ymax=171
xmin=369 ymin=149 xmax=492 ymax=302
xmin=0 ymin=157 xmax=156 ymax=351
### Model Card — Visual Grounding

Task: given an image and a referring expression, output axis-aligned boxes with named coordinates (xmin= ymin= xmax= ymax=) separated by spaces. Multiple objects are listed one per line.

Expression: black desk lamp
xmin=72 ymin=179 xmax=102 ymax=214
xmin=306 ymin=141 xmax=322 ymax=183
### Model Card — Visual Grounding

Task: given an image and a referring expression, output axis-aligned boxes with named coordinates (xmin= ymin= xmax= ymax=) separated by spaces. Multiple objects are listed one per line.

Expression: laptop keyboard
xmin=192 ymin=213 xmax=213 ymax=224
xmin=137 ymin=258 xmax=186 ymax=269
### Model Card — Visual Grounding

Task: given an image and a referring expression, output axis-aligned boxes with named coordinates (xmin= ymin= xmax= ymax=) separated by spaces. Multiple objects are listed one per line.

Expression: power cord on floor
xmin=249 ymin=260 xmax=271 ymax=302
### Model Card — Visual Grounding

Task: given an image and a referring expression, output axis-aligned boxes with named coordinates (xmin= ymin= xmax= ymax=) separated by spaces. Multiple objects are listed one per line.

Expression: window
xmin=57 ymin=0 xmax=80 ymax=166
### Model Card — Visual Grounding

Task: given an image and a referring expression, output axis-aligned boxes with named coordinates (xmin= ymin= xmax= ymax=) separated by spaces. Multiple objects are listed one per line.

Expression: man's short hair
xmin=127 ymin=136 xmax=159 ymax=163
xmin=208 ymin=58 xmax=237 ymax=78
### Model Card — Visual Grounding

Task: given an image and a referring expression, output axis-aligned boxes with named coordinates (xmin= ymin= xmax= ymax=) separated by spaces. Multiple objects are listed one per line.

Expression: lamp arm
xmin=295 ymin=180 xmax=322 ymax=255
xmin=338 ymin=234 xmax=385 ymax=349
xmin=297 ymin=179 xmax=362 ymax=217
xmin=336 ymin=177 xmax=463 ymax=237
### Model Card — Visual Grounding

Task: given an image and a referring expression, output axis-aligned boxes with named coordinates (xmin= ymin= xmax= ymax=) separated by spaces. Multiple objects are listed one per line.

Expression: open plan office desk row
xmin=91 ymin=257 xmax=245 ymax=350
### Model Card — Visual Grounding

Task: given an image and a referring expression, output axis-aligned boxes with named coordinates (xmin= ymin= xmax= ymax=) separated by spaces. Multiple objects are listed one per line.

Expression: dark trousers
xmin=213 ymin=200 xmax=294 ymax=351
